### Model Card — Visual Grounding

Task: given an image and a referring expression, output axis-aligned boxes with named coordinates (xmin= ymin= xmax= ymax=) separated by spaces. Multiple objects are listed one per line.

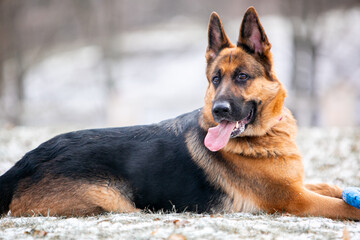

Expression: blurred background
xmin=0 ymin=0 xmax=360 ymax=129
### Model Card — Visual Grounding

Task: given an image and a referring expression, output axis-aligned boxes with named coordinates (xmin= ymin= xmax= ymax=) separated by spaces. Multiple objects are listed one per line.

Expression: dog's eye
xmin=212 ymin=76 xmax=220 ymax=85
xmin=236 ymin=73 xmax=249 ymax=82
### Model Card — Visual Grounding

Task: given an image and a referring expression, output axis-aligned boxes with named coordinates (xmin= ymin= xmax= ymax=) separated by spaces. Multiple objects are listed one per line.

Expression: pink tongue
xmin=204 ymin=121 xmax=236 ymax=152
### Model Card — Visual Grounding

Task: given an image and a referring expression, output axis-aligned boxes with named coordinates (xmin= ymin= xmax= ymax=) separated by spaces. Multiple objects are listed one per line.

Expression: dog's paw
xmin=342 ymin=187 xmax=360 ymax=209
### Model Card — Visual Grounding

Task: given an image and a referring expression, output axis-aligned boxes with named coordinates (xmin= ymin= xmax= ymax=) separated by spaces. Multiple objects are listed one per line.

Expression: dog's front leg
xmin=305 ymin=183 xmax=343 ymax=198
xmin=284 ymin=186 xmax=360 ymax=220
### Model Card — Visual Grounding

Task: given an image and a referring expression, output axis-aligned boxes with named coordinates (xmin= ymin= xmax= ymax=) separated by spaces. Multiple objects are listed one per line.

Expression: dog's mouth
xmin=230 ymin=108 xmax=254 ymax=138
xmin=204 ymin=108 xmax=255 ymax=152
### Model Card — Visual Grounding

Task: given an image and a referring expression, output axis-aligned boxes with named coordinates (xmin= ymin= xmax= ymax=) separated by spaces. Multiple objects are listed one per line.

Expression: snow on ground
xmin=0 ymin=212 xmax=359 ymax=240
xmin=0 ymin=127 xmax=360 ymax=239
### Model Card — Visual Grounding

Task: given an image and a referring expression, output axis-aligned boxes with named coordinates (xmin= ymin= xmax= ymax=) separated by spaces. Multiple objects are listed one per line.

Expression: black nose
xmin=212 ymin=101 xmax=231 ymax=122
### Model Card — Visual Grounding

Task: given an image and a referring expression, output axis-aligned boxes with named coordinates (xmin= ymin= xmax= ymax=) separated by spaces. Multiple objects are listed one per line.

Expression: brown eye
xmin=236 ymin=73 xmax=249 ymax=82
xmin=212 ymin=75 xmax=220 ymax=85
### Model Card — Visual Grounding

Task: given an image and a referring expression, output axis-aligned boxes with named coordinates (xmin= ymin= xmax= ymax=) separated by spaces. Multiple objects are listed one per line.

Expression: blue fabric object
xmin=342 ymin=187 xmax=360 ymax=209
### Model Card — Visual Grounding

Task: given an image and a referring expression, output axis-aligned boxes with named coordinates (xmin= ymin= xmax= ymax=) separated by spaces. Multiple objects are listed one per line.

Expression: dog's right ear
xmin=206 ymin=12 xmax=231 ymax=62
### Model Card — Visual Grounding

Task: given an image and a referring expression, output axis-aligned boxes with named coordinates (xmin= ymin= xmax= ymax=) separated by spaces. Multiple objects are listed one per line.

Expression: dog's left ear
xmin=237 ymin=7 xmax=271 ymax=55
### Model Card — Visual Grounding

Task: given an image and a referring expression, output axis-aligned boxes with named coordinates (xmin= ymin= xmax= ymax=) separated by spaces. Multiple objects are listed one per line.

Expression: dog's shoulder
xmin=158 ymin=108 xmax=202 ymax=136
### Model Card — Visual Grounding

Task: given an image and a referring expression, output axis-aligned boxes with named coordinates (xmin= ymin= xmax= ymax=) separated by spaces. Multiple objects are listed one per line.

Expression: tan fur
xmin=9 ymin=177 xmax=137 ymax=217
xmin=198 ymin=7 xmax=360 ymax=220
xmin=85 ymin=185 xmax=138 ymax=213
xmin=305 ymin=183 xmax=343 ymax=198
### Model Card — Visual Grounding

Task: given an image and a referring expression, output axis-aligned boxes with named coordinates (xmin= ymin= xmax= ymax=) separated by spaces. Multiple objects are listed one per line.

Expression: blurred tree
xmin=279 ymin=0 xmax=360 ymax=126
xmin=0 ymin=0 xmax=25 ymax=125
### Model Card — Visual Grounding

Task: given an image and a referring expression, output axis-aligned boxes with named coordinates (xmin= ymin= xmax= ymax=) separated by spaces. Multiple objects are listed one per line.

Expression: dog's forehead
xmin=215 ymin=48 xmax=264 ymax=76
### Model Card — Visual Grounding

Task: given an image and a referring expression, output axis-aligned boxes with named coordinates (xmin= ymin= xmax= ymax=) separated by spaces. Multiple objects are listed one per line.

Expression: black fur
xmin=212 ymin=91 xmax=257 ymax=124
xmin=0 ymin=110 xmax=225 ymax=215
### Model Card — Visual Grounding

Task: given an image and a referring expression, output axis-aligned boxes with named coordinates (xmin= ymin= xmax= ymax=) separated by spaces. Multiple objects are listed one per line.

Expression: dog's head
xmin=202 ymin=7 xmax=286 ymax=152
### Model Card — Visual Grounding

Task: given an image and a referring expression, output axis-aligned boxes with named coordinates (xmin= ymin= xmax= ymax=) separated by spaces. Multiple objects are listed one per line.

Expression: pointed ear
xmin=206 ymin=12 xmax=232 ymax=62
xmin=237 ymin=7 xmax=271 ymax=55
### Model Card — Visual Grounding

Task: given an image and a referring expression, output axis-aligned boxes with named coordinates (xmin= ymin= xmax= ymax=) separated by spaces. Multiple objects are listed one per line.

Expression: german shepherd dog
xmin=1 ymin=7 xmax=360 ymax=219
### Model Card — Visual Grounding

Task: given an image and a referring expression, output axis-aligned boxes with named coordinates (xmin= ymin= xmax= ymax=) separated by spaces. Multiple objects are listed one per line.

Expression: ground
xmin=0 ymin=127 xmax=359 ymax=239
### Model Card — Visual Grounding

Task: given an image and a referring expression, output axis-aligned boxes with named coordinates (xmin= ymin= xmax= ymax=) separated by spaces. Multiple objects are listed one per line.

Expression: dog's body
xmin=0 ymin=110 xmax=227 ymax=216
xmin=1 ymin=7 xmax=360 ymax=219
